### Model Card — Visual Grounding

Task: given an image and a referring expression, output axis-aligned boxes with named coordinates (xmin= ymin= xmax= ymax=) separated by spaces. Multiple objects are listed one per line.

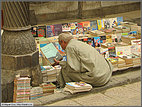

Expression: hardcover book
xmin=46 ymin=25 xmax=55 ymax=37
xmin=37 ymin=26 xmax=46 ymax=37
xmin=40 ymin=43 xmax=63 ymax=65
xmin=90 ymin=20 xmax=98 ymax=31
xmin=53 ymin=24 xmax=62 ymax=36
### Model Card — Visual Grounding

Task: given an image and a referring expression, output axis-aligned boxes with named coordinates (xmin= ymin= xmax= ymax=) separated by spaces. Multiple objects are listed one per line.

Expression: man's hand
xmin=52 ymin=58 xmax=60 ymax=66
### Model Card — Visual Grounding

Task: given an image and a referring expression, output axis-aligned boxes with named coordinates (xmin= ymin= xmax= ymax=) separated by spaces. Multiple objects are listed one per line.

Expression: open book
xmin=40 ymin=43 xmax=63 ymax=65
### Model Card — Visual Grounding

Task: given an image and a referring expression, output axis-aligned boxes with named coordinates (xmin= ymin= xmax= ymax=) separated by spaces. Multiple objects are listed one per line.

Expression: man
xmin=54 ymin=32 xmax=113 ymax=88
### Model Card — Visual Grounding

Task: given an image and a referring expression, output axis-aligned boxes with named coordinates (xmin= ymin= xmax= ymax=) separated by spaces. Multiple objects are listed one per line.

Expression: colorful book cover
xmin=62 ymin=23 xmax=71 ymax=32
xmin=37 ymin=26 xmax=46 ymax=37
xmin=53 ymin=24 xmax=62 ymax=36
xmin=70 ymin=22 xmax=78 ymax=35
xmin=93 ymin=37 xmax=101 ymax=48
xmin=115 ymin=46 xmax=131 ymax=57
xmin=103 ymin=18 xmax=110 ymax=29
xmin=46 ymin=25 xmax=54 ymax=37
xmin=90 ymin=20 xmax=98 ymax=31
xmin=100 ymin=35 xmax=106 ymax=43
xmin=109 ymin=18 xmax=117 ymax=28
xmin=117 ymin=17 xmax=123 ymax=26
xmin=52 ymin=42 xmax=65 ymax=56
xmin=40 ymin=43 xmax=63 ymax=65
xmin=31 ymin=26 xmax=38 ymax=37
xmin=81 ymin=21 xmax=90 ymax=34
xmin=106 ymin=34 xmax=112 ymax=43
xmin=97 ymin=19 xmax=104 ymax=30
xmin=78 ymin=22 xmax=84 ymax=35
xmin=108 ymin=46 xmax=116 ymax=57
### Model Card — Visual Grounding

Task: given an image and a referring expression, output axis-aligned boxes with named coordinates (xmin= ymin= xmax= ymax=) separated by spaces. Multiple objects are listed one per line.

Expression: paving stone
xmin=72 ymin=93 xmax=118 ymax=106
xmin=24 ymin=100 xmax=42 ymax=106
xmin=124 ymin=81 xmax=141 ymax=92
xmin=113 ymin=95 xmax=141 ymax=106
xmin=103 ymin=85 xmax=140 ymax=102
xmin=37 ymin=93 xmax=68 ymax=105
xmin=45 ymin=99 xmax=81 ymax=106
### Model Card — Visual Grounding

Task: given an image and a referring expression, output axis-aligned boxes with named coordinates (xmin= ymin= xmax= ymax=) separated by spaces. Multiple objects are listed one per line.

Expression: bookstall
xmin=13 ymin=16 xmax=141 ymax=102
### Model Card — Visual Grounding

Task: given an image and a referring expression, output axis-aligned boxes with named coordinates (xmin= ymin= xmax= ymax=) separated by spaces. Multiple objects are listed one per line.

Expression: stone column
xmin=1 ymin=1 xmax=43 ymax=102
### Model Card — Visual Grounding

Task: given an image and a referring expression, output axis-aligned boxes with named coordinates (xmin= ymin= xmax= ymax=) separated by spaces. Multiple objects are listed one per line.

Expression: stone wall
xmin=29 ymin=1 xmax=140 ymax=25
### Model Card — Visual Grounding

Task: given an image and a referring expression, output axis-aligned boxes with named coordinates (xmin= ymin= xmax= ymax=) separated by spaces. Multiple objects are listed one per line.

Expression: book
xmin=53 ymin=24 xmax=62 ymax=36
xmin=37 ymin=26 xmax=46 ymax=37
xmin=100 ymin=35 xmax=106 ymax=43
xmin=64 ymin=82 xmax=92 ymax=94
xmin=90 ymin=20 xmax=98 ymax=31
xmin=115 ymin=46 xmax=131 ymax=57
xmin=40 ymin=43 xmax=63 ymax=65
xmin=106 ymin=34 xmax=112 ymax=43
xmin=103 ymin=18 xmax=111 ymax=29
xmin=93 ymin=37 xmax=101 ymax=48
xmin=97 ymin=19 xmax=103 ymax=30
xmin=117 ymin=17 xmax=123 ymax=26
xmin=109 ymin=18 xmax=117 ymax=28
xmin=70 ymin=22 xmax=78 ymax=35
xmin=31 ymin=26 xmax=38 ymax=37
xmin=108 ymin=46 xmax=116 ymax=57
xmin=81 ymin=21 xmax=90 ymax=34
xmin=78 ymin=22 xmax=84 ymax=36
xmin=46 ymin=25 xmax=55 ymax=37
xmin=62 ymin=23 xmax=71 ymax=32
xmin=66 ymin=82 xmax=92 ymax=90
xmin=52 ymin=42 xmax=65 ymax=56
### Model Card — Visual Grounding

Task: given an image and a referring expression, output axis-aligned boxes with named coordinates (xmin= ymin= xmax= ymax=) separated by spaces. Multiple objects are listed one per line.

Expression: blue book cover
xmin=46 ymin=25 xmax=54 ymax=37
xmin=117 ymin=17 xmax=123 ymax=25
xmin=93 ymin=37 xmax=101 ymax=48
xmin=90 ymin=20 xmax=98 ymax=31
xmin=40 ymin=43 xmax=63 ymax=65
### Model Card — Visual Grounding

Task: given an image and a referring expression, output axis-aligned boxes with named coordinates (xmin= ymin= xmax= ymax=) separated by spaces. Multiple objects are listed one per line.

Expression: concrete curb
xmin=25 ymin=67 xmax=141 ymax=106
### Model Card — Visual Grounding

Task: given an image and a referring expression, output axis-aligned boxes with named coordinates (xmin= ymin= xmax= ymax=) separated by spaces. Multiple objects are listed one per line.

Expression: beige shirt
xmin=60 ymin=39 xmax=113 ymax=86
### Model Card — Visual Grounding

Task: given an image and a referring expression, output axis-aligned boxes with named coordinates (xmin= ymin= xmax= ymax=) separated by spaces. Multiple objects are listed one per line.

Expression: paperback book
xmin=37 ymin=26 xmax=46 ymax=37
xmin=70 ymin=22 xmax=78 ymax=35
xmin=46 ymin=25 xmax=55 ymax=37
xmin=40 ymin=43 xmax=63 ymax=65
xmin=90 ymin=20 xmax=98 ymax=31
xmin=53 ymin=24 xmax=62 ymax=36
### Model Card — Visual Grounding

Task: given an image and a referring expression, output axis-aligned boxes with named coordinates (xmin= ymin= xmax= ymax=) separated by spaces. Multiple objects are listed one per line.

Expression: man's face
xmin=59 ymin=40 xmax=66 ymax=50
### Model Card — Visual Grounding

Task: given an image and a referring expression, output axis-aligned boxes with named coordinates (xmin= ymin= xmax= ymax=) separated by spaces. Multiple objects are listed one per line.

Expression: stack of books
xmin=30 ymin=87 xmax=43 ymax=100
xmin=13 ymin=76 xmax=31 ymax=103
xmin=63 ymin=82 xmax=92 ymax=94
xmin=40 ymin=83 xmax=56 ymax=96
xmin=41 ymin=66 xmax=57 ymax=82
